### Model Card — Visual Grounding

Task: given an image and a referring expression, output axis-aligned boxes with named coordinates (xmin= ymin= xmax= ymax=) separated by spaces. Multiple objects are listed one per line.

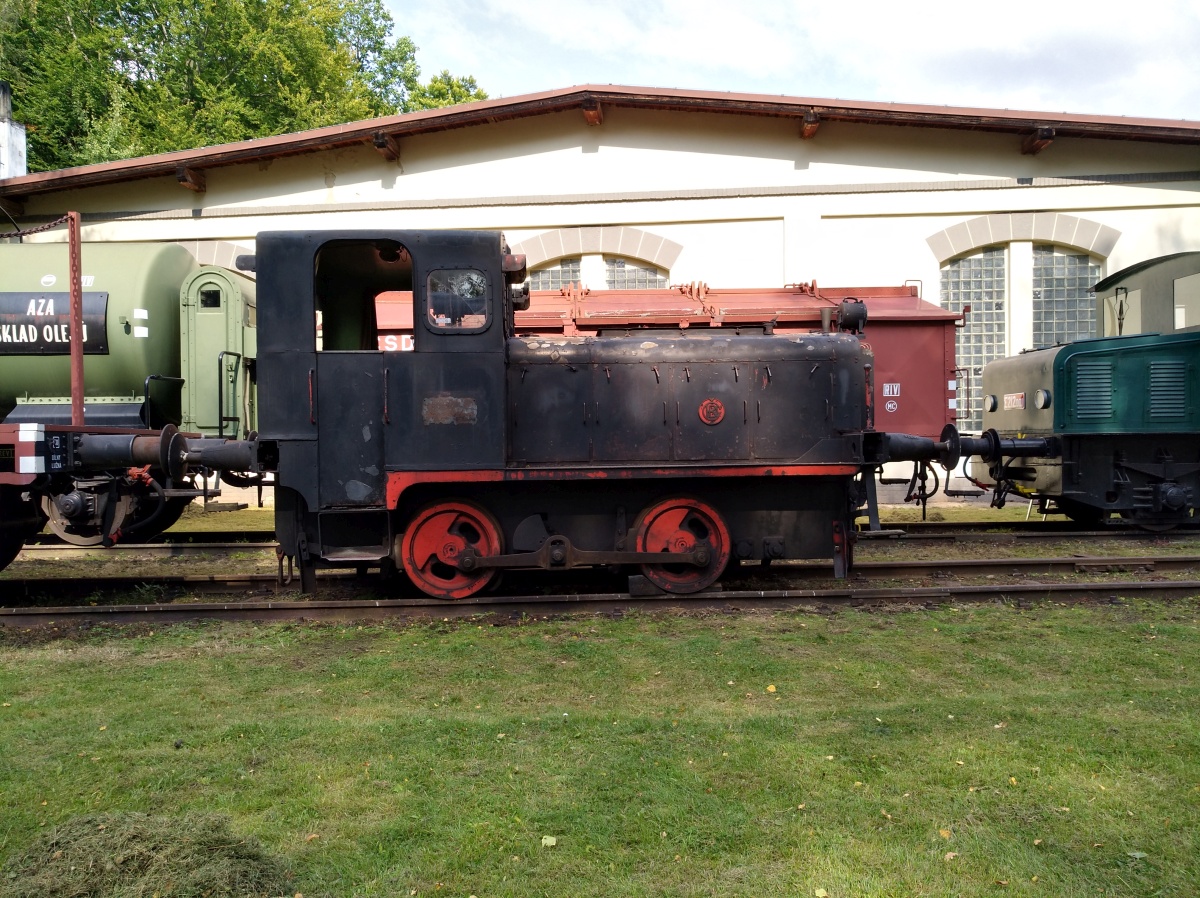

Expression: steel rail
xmin=24 ymin=519 xmax=1200 ymax=549
xmin=851 ymin=555 xmax=1198 ymax=577
xmin=9 ymin=551 xmax=1199 ymax=579
xmin=2 ymin=579 xmax=1198 ymax=628
xmin=24 ymin=531 xmax=276 ymax=546
xmin=18 ymin=542 xmax=278 ymax=558
xmin=861 ymin=521 xmax=1200 ymax=539
xmin=20 ymin=523 xmax=1200 ymax=558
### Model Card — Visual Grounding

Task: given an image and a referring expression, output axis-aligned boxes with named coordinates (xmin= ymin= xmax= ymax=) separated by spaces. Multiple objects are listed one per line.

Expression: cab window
xmin=427 ymin=268 xmax=489 ymax=332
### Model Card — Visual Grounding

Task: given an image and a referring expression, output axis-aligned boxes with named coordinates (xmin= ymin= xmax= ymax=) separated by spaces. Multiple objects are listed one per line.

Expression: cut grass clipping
xmin=0 ymin=812 xmax=290 ymax=898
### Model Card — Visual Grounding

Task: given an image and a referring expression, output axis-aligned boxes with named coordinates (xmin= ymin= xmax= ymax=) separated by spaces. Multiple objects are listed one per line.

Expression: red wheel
xmin=400 ymin=500 xmax=503 ymax=599
xmin=634 ymin=497 xmax=730 ymax=594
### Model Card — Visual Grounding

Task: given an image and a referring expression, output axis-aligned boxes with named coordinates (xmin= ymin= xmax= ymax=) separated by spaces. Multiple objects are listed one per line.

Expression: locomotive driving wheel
xmin=400 ymin=499 xmax=504 ymax=599
xmin=633 ymin=496 xmax=731 ymax=594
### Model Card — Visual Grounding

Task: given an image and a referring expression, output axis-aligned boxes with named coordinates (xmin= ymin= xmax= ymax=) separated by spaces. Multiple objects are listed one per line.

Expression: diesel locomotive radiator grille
xmin=1074 ymin=360 xmax=1113 ymax=419
xmin=1148 ymin=360 xmax=1188 ymax=419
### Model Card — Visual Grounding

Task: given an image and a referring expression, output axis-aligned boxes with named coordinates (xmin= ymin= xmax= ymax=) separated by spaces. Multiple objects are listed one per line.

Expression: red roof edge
xmin=3 ymin=84 xmax=1198 ymax=200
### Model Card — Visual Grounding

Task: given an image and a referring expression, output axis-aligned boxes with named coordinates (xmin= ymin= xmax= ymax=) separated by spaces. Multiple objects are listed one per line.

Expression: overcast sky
xmin=388 ymin=0 xmax=1200 ymax=121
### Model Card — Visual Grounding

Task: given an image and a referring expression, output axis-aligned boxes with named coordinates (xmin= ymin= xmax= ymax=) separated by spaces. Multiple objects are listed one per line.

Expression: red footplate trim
xmin=386 ymin=464 xmax=858 ymax=508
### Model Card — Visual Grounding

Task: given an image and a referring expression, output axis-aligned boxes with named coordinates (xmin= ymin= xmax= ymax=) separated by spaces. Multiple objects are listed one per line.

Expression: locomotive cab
xmin=255 ymin=231 xmax=515 ymax=586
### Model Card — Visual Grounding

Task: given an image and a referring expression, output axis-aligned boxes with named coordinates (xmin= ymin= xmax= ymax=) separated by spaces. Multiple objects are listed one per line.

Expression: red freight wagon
xmin=816 ymin=285 xmax=960 ymax=441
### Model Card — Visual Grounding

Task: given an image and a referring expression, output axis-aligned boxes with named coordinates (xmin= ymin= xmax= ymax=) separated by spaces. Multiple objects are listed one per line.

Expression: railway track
xmin=18 ymin=541 xmax=278 ymax=558
xmin=864 ymin=522 xmax=1200 ymax=541
xmin=4 ymin=553 xmax=1198 ymax=628
xmin=9 ymin=549 xmax=1198 ymax=578
xmin=23 ymin=517 xmax=1199 ymax=550
xmin=1 ymin=580 xmax=1196 ymax=629
xmin=23 ymin=531 xmax=275 ymax=547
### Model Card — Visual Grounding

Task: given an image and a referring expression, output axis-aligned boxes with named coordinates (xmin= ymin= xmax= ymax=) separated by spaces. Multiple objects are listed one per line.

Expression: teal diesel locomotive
xmin=970 ymin=252 xmax=1200 ymax=528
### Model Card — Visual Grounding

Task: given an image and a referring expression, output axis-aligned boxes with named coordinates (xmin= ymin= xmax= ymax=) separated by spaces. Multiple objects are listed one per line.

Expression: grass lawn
xmin=169 ymin=502 xmax=276 ymax=534
xmin=1 ymin=602 xmax=1197 ymax=897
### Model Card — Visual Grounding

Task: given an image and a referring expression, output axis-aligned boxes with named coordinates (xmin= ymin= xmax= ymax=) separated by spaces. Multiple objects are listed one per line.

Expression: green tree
xmin=408 ymin=70 xmax=487 ymax=111
xmin=0 ymin=0 xmax=486 ymax=171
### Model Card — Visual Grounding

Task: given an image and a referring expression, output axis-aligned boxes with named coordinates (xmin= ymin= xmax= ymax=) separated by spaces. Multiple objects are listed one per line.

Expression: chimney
xmin=0 ymin=80 xmax=28 ymax=178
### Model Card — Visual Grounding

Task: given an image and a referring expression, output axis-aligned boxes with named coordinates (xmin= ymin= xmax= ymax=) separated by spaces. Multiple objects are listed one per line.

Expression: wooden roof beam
xmin=581 ymin=99 xmax=604 ymax=126
xmin=373 ymin=131 xmax=402 ymax=161
xmin=176 ymin=164 xmax=206 ymax=192
xmin=799 ymin=108 xmax=820 ymax=139
xmin=0 ymin=195 xmax=24 ymax=217
xmin=1021 ymin=127 xmax=1055 ymax=155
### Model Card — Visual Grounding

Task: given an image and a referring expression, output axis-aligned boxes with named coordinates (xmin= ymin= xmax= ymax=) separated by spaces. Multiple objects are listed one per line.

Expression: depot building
xmin=2 ymin=84 xmax=1199 ymax=429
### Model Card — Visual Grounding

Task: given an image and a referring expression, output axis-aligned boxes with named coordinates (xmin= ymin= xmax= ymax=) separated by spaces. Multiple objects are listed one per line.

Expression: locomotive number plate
xmin=1003 ymin=392 xmax=1026 ymax=410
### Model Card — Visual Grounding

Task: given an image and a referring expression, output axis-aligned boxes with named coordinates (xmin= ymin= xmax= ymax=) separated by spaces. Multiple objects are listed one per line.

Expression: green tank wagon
xmin=0 ymin=241 xmax=257 ymax=549
xmin=0 ymin=242 xmax=255 ymax=435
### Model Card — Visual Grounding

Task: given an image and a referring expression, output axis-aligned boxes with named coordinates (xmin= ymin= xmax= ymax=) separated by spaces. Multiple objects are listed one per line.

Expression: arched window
xmin=514 ymin=227 xmax=682 ymax=294
xmin=528 ymin=257 xmax=581 ymax=291
xmin=936 ymin=223 xmax=1110 ymax=432
xmin=941 ymin=246 xmax=1007 ymax=433
xmin=528 ymin=253 xmax=670 ymax=292
xmin=1032 ymin=244 xmax=1102 ymax=346
xmin=605 ymin=256 xmax=668 ymax=290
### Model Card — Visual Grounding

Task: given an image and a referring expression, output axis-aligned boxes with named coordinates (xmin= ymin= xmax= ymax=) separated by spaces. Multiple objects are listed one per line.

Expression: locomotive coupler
xmin=179 ymin=434 xmax=260 ymax=475
xmin=71 ymin=424 xmax=262 ymax=480
xmin=989 ymin=475 xmax=1015 ymax=510
xmin=903 ymin=461 xmax=940 ymax=521
xmin=455 ymin=535 xmax=711 ymax=572
xmin=877 ymin=425 xmax=1055 ymax=470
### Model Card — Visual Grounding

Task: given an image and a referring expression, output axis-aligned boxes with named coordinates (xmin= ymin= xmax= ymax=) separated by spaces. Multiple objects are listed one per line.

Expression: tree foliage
xmin=0 ymin=0 xmax=487 ymax=171
xmin=407 ymin=70 xmax=487 ymax=112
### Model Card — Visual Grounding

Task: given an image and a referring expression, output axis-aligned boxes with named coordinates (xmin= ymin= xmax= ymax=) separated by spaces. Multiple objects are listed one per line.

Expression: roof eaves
xmin=2 ymin=84 xmax=1198 ymax=201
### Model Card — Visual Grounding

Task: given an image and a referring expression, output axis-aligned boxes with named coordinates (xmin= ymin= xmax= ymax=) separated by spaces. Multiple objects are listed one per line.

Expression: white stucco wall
xmin=12 ymin=104 xmax=1198 ymax=314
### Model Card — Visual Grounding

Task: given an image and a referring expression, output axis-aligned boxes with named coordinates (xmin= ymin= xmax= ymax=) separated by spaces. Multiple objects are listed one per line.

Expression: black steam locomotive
xmin=248 ymin=230 xmax=1019 ymax=596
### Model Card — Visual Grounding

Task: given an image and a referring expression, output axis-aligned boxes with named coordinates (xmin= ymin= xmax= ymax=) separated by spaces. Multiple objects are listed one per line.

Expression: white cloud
xmin=387 ymin=0 xmax=1200 ymax=119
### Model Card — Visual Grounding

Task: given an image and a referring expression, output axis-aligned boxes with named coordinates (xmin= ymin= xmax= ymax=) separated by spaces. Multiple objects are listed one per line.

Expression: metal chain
xmin=2 ymin=213 xmax=70 ymax=238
